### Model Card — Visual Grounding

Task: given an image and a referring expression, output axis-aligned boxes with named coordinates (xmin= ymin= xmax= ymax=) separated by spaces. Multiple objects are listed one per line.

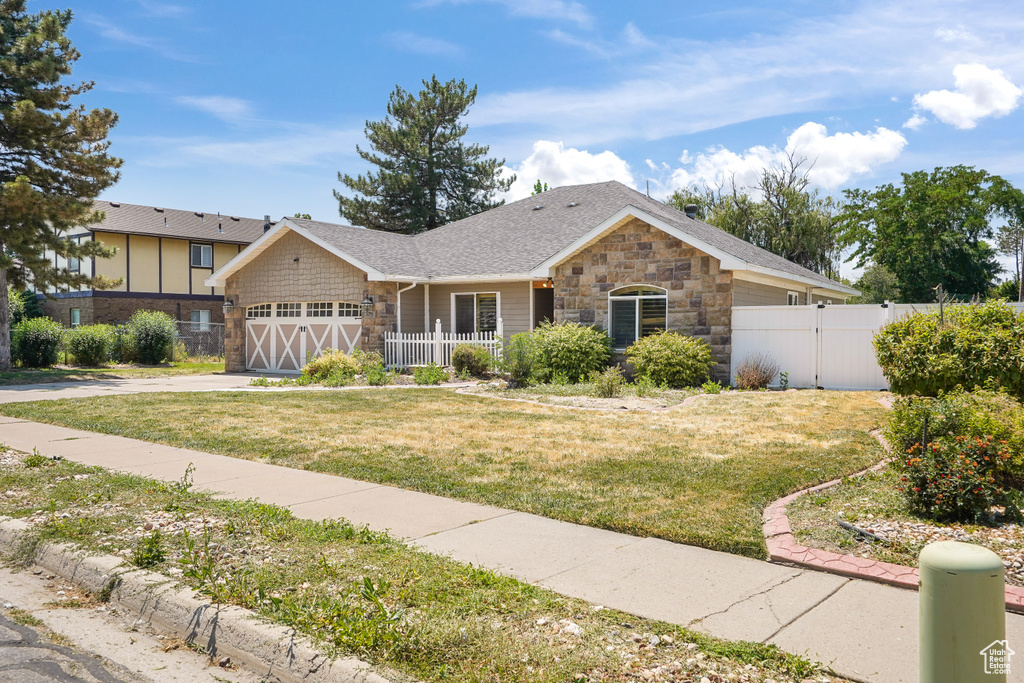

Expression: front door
xmin=533 ymin=288 xmax=554 ymax=327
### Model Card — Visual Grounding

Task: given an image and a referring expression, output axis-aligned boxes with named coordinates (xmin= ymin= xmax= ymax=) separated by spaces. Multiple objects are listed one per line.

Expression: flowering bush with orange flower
xmin=894 ymin=435 xmax=1012 ymax=522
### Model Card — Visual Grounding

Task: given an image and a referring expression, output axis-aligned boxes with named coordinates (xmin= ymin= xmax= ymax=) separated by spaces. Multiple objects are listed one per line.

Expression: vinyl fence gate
xmin=731 ymin=303 xmax=1024 ymax=391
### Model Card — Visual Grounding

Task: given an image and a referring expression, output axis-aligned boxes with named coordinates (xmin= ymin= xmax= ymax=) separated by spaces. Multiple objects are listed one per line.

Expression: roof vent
xmin=195 ymin=212 xmax=204 ymax=220
xmin=532 ymin=205 xmax=543 ymax=211
xmin=230 ymin=216 xmax=239 ymax=221
xmin=567 ymin=202 xmax=579 ymax=208
xmin=154 ymin=207 xmax=164 ymax=213
xmin=263 ymin=215 xmax=272 ymax=233
xmin=218 ymin=222 xmax=222 ymax=233
xmin=109 ymin=202 xmax=120 ymax=208
xmin=683 ymin=204 xmax=698 ymax=219
xmin=163 ymin=217 xmax=167 ymax=227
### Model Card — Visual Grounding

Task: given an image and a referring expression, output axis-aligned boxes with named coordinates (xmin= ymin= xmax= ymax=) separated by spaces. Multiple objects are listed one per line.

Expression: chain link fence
xmin=172 ymin=321 xmax=225 ymax=361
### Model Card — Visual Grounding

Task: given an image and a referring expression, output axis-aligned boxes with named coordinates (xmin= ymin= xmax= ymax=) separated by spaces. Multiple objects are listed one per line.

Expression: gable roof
xmin=84 ymin=201 xmax=273 ymax=245
xmin=207 ymin=181 xmax=856 ymax=295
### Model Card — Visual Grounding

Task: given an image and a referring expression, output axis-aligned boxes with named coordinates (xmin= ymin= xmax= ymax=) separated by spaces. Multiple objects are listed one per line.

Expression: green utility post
xmin=920 ymin=541 xmax=1008 ymax=683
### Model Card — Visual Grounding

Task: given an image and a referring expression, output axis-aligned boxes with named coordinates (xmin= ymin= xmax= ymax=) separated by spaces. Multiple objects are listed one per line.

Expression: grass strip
xmin=0 ymin=362 xmax=224 ymax=386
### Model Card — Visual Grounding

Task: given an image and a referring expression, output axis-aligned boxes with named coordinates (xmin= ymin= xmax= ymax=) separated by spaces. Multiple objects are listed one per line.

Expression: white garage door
xmin=245 ymin=302 xmax=362 ymax=373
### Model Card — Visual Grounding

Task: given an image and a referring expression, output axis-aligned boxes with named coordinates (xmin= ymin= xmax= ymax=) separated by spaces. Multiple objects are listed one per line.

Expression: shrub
xmin=358 ymin=351 xmax=392 ymax=386
xmin=874 ymin=300 xmax=1024 ymax=399
xmin=893 ymin=436 xmax=1010 ymax=522
xmin=303 ymin=349 xmax=359 ymax=383
xmin=499 ymin=332 xmax=541 ymax=388
xmin=589 ymin=365 xmax=624 ymax=398
xmin=65 ymin=324 xmax=113 ymax=366
xmin=626 ymin=331 xmax=716 ymax=388
xmin=127 ymin=310 xmax=176 ymax=364
xmin=733 ymin=353 xmax=779 ymax=390
xmin=451 ymin=344 xmax=492 ymax=377
xmin=109 ymin=325 xmax=136 ymax=364
xmin=414 ymin=363 xmax=448 ymax=385
xmin=11 ymin=317 xmax=63 ymax=368
xmin=702 ymin=380 xmax=722 ymax=394
xmin=532 ymin=321 xmax=611 ymax=384
xmin=885 ymin=391 xmax=1024 ymax=480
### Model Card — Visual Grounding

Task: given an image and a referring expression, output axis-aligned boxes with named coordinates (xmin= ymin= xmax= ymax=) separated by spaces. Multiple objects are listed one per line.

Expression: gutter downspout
xmin=396 ymin=282 xmax=418 ymax=335
xmin=424 ymin=282 xmax=431 ymax=334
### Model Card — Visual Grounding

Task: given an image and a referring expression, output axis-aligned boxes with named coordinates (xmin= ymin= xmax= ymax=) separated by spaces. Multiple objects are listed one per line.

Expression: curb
xmin=0 ymin=518 xmax=398 ymax=682
xmin=762 ymin=438 xmax=1024 ymax=614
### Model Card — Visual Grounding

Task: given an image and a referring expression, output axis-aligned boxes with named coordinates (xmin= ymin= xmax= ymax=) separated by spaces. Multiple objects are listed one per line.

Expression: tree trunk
xmin=0 ymin=264 xmax=10 ymax=372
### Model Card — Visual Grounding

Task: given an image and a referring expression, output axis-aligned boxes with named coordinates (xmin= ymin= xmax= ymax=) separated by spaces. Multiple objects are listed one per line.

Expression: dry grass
xmin=0 ymin=361 xmax=224 ymax=386
xmin=0 ymin=389 xmax=888 ymax=557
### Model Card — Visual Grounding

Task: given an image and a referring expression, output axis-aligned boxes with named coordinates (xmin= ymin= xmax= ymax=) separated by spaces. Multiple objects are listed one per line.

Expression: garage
xmin=245 ymin=301 xmax=362 ymax=373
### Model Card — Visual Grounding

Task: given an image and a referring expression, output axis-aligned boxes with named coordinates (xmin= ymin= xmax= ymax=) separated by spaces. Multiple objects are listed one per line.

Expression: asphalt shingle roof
xmin=85 ymin=201 xmax=272 ymax=244
xmin=284 ymin=181 xmax=849 ymax=291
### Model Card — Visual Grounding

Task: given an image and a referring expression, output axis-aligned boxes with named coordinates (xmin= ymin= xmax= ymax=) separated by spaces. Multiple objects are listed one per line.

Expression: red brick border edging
xmin=763 ymin=455 xmax=1024 ymax=613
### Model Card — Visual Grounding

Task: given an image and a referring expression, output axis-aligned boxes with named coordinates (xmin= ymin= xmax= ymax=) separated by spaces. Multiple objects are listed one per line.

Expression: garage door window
xmin=247 ymin=304 xmax=271 ymax=319
xmin=276 ymin=303 xmax=302 ymax=317
xmin=338 ymin=302 xmax=361 ymax=318
xmin=307 ymin=302 xmax=333 ymax=317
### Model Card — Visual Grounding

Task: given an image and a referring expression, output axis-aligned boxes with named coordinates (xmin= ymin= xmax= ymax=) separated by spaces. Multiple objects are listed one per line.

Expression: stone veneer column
xmin=223 ymin=277 xmax=246 ymax=373
xmin=360 ymin=281 xmax=399 ymax=356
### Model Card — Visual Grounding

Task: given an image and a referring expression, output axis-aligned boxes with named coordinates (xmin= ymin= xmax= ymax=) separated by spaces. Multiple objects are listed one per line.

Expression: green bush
xmin=109 ymin=325 xmax=136 ymax=364
xmin=589 ymin=366 xmax=624 ymax=398
xmin=532 ymin=321 xmax=611 ymax=384
xmin=451 ymin=344 xmax=492 ymax=377
xmin=499 ymin=332 xmax=541 ymax=388
xmin=65 ymin=324 xmax=113 ymax=366
xmin=625 ymin=330 xmax=716 ymax=388
xmin=126 ymin=310 xmax=176 ymax=364
xmin=356 ymin=350 xmax=392 ymax=386
xmin=885 ymin=391 xmax=1024 ymax=480
xmin=303 ymin=349 xmax=359 ymax=383
xmin=893 ymin=435 xmax=1010 ymax=522
xmin=874 ymin=301 xmax=1024 ymax=399
xmin=413 ymin=363 xmax=448 ymax=385
xmin=12 ymin=317 xmax=63 ymax=368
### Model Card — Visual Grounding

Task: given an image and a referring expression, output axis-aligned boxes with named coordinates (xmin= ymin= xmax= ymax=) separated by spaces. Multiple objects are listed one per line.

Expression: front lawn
xmin=0 ymin=361 xmax=224 ymax=386
xmin=0 ymin=389 xmax=887 ymax=558
xmin=0 ymin=450 xmax=828 ymax=683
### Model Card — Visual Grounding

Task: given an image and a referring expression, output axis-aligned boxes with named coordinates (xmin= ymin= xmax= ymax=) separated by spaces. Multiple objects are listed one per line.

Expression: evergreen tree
xmin=0 ymin=1 xmax=122 ymax=369
xmin=336 ymin=76 xmax=513 ymax=234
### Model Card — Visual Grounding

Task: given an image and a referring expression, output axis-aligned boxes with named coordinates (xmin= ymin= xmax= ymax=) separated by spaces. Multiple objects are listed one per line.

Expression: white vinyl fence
xmin=731 ymin=303 xmax=1024 ymax=391
xmin=385 ymin=318 xmax=503 ymax=368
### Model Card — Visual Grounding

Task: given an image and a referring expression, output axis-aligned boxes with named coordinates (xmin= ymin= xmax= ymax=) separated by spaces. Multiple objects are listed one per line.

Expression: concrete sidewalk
xmin=0 ymin=376 xmax=1021 ymax=682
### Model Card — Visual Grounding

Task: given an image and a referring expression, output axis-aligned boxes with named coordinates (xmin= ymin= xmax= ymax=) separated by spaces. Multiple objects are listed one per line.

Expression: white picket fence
xmin=385 ymin=318 xmax=503 ymax=368
xmin=731 ymin=302 xmax=1024 ymax=391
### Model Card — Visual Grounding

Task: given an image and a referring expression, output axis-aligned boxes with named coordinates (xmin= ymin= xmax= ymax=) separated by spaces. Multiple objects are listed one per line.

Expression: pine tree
xmin=336 ymin=76 xmax=513 ymax=234
xmin=0 ymin=1 xmax=123 ymax=370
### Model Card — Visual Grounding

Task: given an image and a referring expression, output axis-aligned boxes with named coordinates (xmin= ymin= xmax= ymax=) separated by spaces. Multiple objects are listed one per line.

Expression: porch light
xmin=222 ymin=297 xmax=235 ymax=315
xmin=360 ymin=296 xmax=374 ymax=315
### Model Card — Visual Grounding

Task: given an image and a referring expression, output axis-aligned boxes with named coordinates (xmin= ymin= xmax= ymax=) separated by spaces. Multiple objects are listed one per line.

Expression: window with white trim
xmin=787 ymin=291 xmax=800 ymax=306
xmin=190 ymin=309 xmax=211 ymax=332
xmin=70 ymin=308 xmax=81 ymax=327
xmin=246 ymin=304 xmax=271 ymax=319
xmin=608 ymin=285 xmax=667 ymax=349
xmin=337 ymin=302 xmax=361 ymax=318
xmin=307 ymin=302 xmax=333 ymax=317
xmin=191 ymin=243 xmax=213 ymax=268
xmin=454 ymin=293 xmax=498 ymax=334
xmin=276 ymin=302 xmax=302 ymax=317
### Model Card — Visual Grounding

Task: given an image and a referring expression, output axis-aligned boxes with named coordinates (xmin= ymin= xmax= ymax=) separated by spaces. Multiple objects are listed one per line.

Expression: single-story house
xmin=41 ymin=201 xmax=274 ymax=327
xmin=207 ymin=181 xmax=856 ymax=379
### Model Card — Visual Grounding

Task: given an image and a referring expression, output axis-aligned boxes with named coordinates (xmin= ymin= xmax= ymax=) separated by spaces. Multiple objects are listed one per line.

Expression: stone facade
xmin=360 ymin=281 xmax=399 ymax=355
xmin=224 ymin=277 xmax=246 ymax=372
xmin=42 ymin=294 xmax=225 ymax=327
xmin=552 ymin=218 xmax=733 ymax=380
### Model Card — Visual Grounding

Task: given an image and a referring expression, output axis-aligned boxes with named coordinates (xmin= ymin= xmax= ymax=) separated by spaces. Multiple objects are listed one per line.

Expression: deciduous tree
xmin=0 ymin=1 xmax=123 ymax=370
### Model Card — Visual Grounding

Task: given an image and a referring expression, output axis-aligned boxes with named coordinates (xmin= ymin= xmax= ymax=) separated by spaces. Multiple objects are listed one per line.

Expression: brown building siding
xmin=733 ymin=280 xmax=844 ymax=306
xmin=426 ymin=281 xmax=532 ymax=340
xmin=42 ymin=293 xmax=226 ymax=326
xmin=551 ymin=217 xmax=733 ymax=381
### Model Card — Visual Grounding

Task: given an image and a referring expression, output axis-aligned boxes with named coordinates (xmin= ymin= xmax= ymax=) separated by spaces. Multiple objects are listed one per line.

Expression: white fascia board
xmin=734 ymin=266 xmax=860 ymax=297
xmin=528 ymin=205 xmax=747 ymax=278
xmin=205 ymin=219 xmax=386 ymax=287
xmin=421 ymin=273 xmax=534 ymax=284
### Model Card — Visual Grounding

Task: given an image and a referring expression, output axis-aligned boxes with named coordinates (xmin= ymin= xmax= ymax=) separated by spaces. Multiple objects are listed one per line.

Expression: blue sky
xmin=64 ymin=0 xmax=1024 ymax=278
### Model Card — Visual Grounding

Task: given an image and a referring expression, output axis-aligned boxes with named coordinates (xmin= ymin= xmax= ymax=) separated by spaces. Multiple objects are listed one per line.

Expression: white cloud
xmin=935 ymin=26 xmax=976 ymax=43
xmin=420 ymin=0 xmax=592 ymax=28
xmin=502 ymin=141 xmax=634 ymax=201
xmin=175 ymin=95 xmax=253 ymax=123
xmin=903 ymin=113 xmax=928 ymax=130
xmin=666 ymin=122 xmax=906 ymax=193
xmin=383 ymin=31 xmax=463 ymax=57
xmin=82 ymin=14 xmax=197 ymax=62
xmin=913 ymin=63 xmax=1023 ymax=129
